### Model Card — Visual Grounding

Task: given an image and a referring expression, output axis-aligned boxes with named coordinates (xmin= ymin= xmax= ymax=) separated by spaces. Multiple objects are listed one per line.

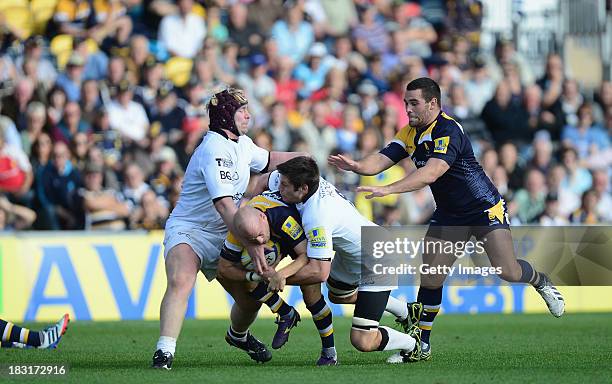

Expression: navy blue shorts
xmin=427 ymin=198 xmax=510 ymax=240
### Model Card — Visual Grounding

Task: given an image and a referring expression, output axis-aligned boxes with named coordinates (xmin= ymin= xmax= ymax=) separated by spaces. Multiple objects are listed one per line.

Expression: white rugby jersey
xmin=169 ymin=131 xmax=269 ymax=230
xmin=269 ymin=170 xmax=375 ymax=261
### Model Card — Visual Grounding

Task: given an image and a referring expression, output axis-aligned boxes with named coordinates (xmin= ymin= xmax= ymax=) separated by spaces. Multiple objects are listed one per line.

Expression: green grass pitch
xmin=2 ymin=313 xmax=611 ymax=383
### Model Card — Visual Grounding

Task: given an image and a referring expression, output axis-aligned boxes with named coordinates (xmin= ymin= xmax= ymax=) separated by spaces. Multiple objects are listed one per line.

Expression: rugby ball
xmin=240 ymin=240 xmax=282 ymax=271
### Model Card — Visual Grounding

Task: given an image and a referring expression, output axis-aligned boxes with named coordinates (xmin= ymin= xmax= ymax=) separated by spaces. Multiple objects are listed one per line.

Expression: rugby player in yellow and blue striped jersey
xmin=217 ymin=190 xmax=337 ymax=366
xmin=329 ymin=77 xmax=565 ymax=364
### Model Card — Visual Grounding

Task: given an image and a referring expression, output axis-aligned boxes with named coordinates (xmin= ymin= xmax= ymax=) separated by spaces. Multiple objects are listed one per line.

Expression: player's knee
xmin=350 ymin=331 xmax=378 ymax=352
xmin=328 ymin=292 xmax=356 ymax=304
xmin=166 ymin=270 xmax=196 ymax=295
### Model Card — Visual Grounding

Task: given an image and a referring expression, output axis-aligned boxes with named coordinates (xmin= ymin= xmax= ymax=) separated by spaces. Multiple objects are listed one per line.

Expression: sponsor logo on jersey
xmin=282 ymin=216 xmax=304 ymax=240
xmin=433 ymin=136 xmax=450 ymax=154
xmin=215 ymin=157 xmax=234 ymax=168
xmin=485 ymin=199 xmax=506 ymax=225
xmin=219 ymin=170 xmax=240 ymax=182
xmin=307 ymin=227 xmax=328 ymax=248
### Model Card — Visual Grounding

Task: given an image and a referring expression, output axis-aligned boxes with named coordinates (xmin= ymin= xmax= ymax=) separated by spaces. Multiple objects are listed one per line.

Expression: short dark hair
xmin=406 ymin=77 xmax=441 ymax=107
xmin=276 ymin=156 xmax=319 ymax=193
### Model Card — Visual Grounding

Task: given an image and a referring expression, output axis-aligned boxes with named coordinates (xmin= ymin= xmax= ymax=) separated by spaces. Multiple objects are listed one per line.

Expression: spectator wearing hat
xmin=294 ymin=42 xmax=335 ymax=99
xmin=79 ymin=160 xmax=129 ymax=230
xmin=55 ymin=52 xmax=86 ymax=102
xmin=271 ymin=2 xmax=315 ymax=63
xmin=148 ymin=81 xmax=186 ymax=152
xmin=73 ymin=37 xmax=109 ymax=81
xmin=158 ymin=0 xmax=206 ymax=59
xmin=35 ymin=141 xmax=84 ymax=230
xmin=107 ymin=79 xmax=150 ymax=144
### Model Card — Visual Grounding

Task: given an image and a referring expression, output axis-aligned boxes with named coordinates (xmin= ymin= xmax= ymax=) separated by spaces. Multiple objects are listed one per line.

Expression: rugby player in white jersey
xmin=253 ymin=157 xmax=421 ymax=361
xmin=152 ymin=88 xmax=305 ymax=369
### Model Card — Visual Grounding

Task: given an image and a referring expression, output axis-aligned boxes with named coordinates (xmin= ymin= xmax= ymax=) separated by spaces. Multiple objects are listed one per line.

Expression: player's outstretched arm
xmin=267 ymin=151 xmax=311 ymax=171
xmin=357 ymin=158 xmax=449 ymax=199
xmin=328 ymin=153 xmax=395 ymax=176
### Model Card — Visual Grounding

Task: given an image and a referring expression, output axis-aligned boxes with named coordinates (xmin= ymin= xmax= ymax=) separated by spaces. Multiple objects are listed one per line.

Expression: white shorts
xmin=328 ymin=251 xmax=397 ymax=293
xmin=163 ymin=221 xmax=226 ymax=281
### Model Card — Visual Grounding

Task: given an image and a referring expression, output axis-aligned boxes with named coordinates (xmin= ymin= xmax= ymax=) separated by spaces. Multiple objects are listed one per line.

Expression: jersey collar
xmin=211 ymin=129 xmax=239 ymax=143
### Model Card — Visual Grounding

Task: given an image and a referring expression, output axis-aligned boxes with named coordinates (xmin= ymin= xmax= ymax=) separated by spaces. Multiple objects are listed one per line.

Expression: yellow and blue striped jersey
xmin=380 ymin=112 xmax=500 ymax=215
xmin=221 ymin=190 xmax=306 ymax=263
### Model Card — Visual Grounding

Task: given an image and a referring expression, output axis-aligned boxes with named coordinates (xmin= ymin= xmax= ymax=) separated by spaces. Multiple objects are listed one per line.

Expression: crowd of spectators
xmin=0 ymin=0 xmax=610 ymax=231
